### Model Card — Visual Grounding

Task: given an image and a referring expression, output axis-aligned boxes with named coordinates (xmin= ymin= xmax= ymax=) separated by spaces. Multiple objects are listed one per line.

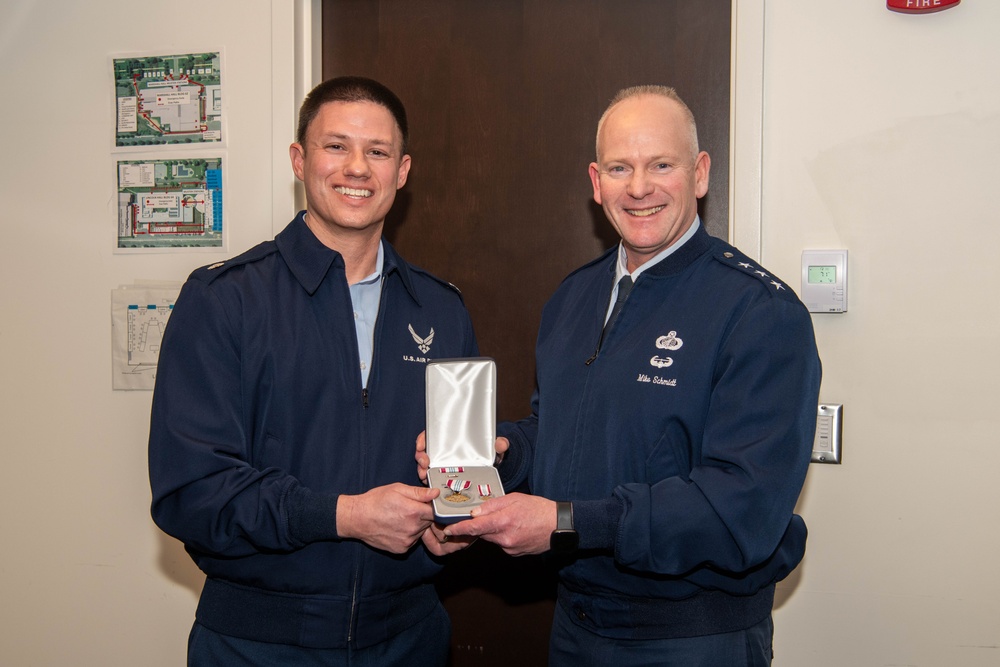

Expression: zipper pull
xmin=362 ymin=388 xmax=370 ymax=408
xmin=585 ymin=349 xmax=598 ymax=365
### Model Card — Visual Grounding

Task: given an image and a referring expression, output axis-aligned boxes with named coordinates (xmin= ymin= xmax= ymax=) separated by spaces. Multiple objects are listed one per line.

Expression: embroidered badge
xmin=408 ymin=324 xmax=435 ymax=354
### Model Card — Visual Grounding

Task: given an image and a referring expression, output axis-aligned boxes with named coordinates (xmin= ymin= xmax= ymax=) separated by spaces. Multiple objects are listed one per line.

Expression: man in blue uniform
xmin=149 ymin=76 xmax=478 ymax=665
xmin=436 ymin=86 xmax=822 ymax=665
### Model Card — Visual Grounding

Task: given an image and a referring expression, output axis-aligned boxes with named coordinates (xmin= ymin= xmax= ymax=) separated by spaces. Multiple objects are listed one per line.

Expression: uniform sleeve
xmin=601 ymin=297 xmax=821 ymax=575
xmin=496 ymin=395 xmax=538 ymax=491
xmin=147 ymin=278 xmax=335 ymax=558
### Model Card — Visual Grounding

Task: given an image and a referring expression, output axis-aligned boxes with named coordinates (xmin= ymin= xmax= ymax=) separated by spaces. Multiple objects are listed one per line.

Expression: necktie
xmin=601 ymin=275 xmax=633 ymax=344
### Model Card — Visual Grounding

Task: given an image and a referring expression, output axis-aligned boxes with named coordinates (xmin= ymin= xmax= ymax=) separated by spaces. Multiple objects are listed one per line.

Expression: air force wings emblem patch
xmin=408 ymin=324 xmax=435 ymax=354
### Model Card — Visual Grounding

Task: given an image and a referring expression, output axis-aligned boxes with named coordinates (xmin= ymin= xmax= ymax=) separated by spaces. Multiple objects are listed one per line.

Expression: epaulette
xmin=407 ymin=264 xmax=465 ymax=298
xmin=188 ymin=240 xmax=278 ymax=284
xmin=406 ymin=264 xmax=465 ymax=304
xmin=712 ymin=246 xmax=797 ymax=300
xmin=560 ymin=245 xmax=618 ymax=284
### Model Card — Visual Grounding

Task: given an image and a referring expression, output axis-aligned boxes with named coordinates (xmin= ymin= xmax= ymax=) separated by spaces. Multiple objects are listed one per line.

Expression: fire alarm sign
xmin=887 ymin=0 xmax=960 ymax=13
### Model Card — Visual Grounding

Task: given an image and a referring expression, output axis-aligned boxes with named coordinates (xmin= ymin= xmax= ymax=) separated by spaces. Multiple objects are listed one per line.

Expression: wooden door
xmin=323 ymin=2 xmax=731 ymax=663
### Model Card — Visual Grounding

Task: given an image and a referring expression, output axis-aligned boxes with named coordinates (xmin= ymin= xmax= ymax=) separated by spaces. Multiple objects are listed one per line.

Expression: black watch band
xmin=550 ymin=501 xmax=579 ymax=553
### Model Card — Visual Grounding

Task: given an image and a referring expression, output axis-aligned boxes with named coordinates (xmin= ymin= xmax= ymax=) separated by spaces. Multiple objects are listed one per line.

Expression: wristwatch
xmin=550 ymin=501 xmax=579 ymax=553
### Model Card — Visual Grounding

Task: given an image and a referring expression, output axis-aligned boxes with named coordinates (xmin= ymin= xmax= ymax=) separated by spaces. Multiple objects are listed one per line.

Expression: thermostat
xmin=801 ymin=249 xmax=848 ymax=313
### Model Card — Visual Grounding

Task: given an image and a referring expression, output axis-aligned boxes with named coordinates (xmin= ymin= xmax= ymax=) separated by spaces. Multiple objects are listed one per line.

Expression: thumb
xmin=474 ymin=493 xmax=516 ymax=516
xmin=405 ymin=484 xmax=440 ymax=502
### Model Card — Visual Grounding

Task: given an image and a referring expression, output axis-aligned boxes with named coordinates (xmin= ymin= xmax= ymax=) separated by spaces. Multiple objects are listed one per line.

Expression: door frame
xmin=275 ymin=0 xmax=765 ymax=261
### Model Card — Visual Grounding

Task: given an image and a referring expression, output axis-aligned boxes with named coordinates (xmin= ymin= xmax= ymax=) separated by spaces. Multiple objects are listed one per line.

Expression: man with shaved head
xmin=434 ymin=86 xmax=822 ymax=665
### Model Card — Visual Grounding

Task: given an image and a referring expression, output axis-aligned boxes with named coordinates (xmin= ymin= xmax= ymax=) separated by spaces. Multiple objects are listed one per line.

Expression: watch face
xmin=550 ymin=529 xmax=579 ymax=553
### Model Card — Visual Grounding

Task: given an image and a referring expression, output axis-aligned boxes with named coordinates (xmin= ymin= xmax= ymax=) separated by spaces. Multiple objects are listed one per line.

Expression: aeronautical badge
xmin=650 ymin=331 xmax=683 ymax=369
xmin=650 ymin=356 xmax=674 ymax=369
xmin=656 ymin=331 xmax=683 ymax=351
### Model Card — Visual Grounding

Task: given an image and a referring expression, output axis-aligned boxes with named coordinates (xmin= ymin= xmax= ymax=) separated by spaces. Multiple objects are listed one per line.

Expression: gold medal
xmin=445 ymin=492 xmax=471 ymax=503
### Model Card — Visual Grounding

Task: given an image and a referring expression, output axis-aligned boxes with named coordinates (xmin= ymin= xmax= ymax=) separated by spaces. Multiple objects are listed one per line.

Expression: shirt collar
xmin=355 ymin=241 xmax=384 ymax=286
xmin=615 ymin=216 xmax=702 ymax=284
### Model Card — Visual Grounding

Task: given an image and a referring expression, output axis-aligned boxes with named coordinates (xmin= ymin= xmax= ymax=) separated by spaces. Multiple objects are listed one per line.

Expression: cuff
xmin=286 ymin=486 xmax=340 ymax=545
xmin=572 ymin=497 xmax=624 ymax=551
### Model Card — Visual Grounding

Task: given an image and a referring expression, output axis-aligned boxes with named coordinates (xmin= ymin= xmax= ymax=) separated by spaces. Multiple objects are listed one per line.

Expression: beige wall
xmin=0 ymin=1 xmax=295 ymax=663
xmin=764 ymin=1 xmax=1000 ymax=664
xmin=1 ymin=0 xmax=997 ymax=664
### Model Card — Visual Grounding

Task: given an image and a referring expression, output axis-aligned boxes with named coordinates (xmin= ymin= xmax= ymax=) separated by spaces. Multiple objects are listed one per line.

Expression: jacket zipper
xmin=347 ymin=275 xmax=386 ymax=643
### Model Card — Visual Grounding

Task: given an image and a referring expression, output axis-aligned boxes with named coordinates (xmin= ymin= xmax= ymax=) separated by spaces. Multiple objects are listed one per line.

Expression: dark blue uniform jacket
xmin=499 ymin=224 xmax=821 ymax=639
xmin=148 ymin=213 xmax=477 ymax=648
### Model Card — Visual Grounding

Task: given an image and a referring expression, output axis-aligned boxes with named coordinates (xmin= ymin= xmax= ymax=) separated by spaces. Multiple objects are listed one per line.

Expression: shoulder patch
xmin=713 ymin=247 xmax=795 ymax=297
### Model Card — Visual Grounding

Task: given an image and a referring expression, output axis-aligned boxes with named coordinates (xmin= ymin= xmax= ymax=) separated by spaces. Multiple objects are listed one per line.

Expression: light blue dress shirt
xmin=605 ymin=216 xmax=702 ymax=324
xmin=349 ymin=241 xmax=384 ymax=387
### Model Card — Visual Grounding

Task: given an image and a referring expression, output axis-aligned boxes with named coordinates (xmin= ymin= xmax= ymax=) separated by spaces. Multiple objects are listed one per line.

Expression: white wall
xmin=2 ymin=1 xmax=997 ymax=665
xmin=765 ymin=1 xmax=1000 ymax=665
xmin=0 ymin=1 xmax=296 ymax=664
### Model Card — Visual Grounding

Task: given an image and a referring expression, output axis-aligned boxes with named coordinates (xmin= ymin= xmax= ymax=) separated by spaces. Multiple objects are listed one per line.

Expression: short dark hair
xmin=296 ymin=76 xmax=409 ymax=154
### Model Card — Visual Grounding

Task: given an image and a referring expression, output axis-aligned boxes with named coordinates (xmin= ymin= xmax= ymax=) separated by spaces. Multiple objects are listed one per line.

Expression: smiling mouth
xmin=335 ymin=186 xmax=373 ymax=198
xmin=625 ymin=205 xmax=664 ymax=218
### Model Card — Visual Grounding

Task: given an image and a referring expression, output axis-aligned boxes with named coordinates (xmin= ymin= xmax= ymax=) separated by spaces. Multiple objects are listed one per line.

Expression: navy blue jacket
xmin=148 ymin=213 xmax=478 ymax=648
xmin=499 ymin=225 xmax=821 ymax=636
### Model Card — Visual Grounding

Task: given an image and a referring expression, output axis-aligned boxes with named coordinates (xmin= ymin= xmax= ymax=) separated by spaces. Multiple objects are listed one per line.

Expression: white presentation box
xmin=425 ymin=358 xmax=505 ymax=523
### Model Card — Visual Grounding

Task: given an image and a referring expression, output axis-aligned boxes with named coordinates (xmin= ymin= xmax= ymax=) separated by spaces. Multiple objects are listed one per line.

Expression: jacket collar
xmin=613 ymin=222 xmax=715 ymax=280
xmin=274 ymin=212 xmax=420 ymax=303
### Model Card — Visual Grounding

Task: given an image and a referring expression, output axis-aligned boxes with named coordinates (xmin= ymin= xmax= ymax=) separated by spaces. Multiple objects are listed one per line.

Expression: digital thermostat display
xmin=808 ymin=265 xmax=836 ymax=284
xmin=801 ymin=250 xmax=847 ymax=313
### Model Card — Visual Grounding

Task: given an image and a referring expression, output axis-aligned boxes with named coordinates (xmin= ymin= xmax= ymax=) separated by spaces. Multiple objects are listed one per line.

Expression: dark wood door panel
xmin=323 ymin=3 xmax=731 ymax=663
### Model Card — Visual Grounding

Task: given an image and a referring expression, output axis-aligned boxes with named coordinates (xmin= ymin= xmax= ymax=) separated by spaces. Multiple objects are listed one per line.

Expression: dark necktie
xmin=601 ymin=275 xmax=633 ymax=344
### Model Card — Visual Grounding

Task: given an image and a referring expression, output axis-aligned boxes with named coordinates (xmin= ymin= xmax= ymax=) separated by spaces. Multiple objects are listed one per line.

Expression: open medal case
xmin=425 ymin=358 xmax=505 ymax=523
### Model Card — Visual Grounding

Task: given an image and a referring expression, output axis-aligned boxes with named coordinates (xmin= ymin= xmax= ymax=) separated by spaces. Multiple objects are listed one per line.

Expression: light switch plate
xmin=811 ymin=403 xmax=843 ymax=464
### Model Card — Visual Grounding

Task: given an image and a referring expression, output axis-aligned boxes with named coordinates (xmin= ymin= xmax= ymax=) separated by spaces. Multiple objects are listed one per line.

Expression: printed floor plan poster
xmin=116 ymin=157 xmax=224 ymax=250
xmin=111 ymin=283 xmax=181 ymax=390
xmin=113 ymin=52 xmax=223 ymax=148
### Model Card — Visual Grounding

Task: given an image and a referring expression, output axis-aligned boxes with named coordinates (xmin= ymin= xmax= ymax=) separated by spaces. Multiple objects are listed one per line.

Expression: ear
xmin=693 ymin=151 xmax=711 ymax=199
xmin=397 ymin=154 xmax=412 ymax=189
xmin=588 ymin=162 xmax=603 ymax=205
xmin=289 ymin=143 xmax=306 ymax=182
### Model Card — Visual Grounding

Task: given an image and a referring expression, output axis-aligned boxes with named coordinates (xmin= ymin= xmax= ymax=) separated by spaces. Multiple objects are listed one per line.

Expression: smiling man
xmin=439 ymin=85 xmax=822 ymax=666
xmin=149 ymin=77 xmax=478 ymax=666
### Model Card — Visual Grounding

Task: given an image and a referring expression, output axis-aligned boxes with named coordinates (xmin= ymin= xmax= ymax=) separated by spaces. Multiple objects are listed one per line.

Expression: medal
xmin=478 ymin=483 xmax=492 ymax=500
xmin=444 ymin=478 xmax=471 ymax=503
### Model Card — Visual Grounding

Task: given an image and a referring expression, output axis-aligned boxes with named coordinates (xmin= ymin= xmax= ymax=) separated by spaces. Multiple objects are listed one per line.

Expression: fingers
xmin=494 ymin=436 xmax=509 ymax=465
xmin=441 ymin=493 xmax=554 ymax=557
xmin=415 ymin=431 xmax=430 ymax=482
xmin=339 ymin=484 xmax=442 ymax=554
xmin=421 ymin=525 xmax=478 ymax=556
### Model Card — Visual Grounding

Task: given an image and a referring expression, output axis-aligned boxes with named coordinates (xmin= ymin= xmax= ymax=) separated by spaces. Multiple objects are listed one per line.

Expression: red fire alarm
xmin=887 ymin=0 xmax=960 ymax=13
